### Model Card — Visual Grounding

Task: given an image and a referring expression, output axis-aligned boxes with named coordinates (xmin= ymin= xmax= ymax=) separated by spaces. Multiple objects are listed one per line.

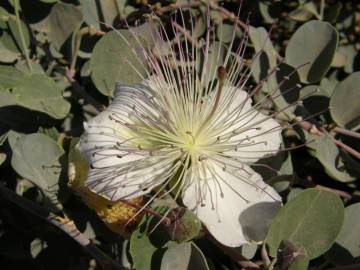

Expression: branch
xmin=0 ymin=183 xmax=125 ymax=270
xmin=333 ymin=127 xmax=360 ymax=140
xmin=314 ymin=185 xmax=352 ymax=200
xmin=327 ymin=264 xmax=360 ymax=270
xmin=156 ymin=1 xmax=202 ymax=14
xmin=297 ymin=120 xmax=360 ymax=160
xmin=64 ymin=70 xmax=103 ymax=113
xmin=206 ymin=230 xmax=260 ymax=269
xmin=208 ymin=0 xmax=247 ymax=30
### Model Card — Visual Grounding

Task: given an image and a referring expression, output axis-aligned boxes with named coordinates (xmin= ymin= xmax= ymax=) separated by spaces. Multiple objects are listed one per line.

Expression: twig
xmin=172 ymin=21 xmax=199 ymax=48
xmin=314 ymin=185 xmax=352 ymax=200
xmin=206 ymin=230 xmax=260 ymax=269
xmin=208 ymin=0 xmax=247 ymax=30
xmin=64 ymin=70 xmax=103 ymax=112
xmin=69 ymin=26 xmax=105 ymax=78
xmin=156 ymin=1 xmax=202 ymax=14
xmin=297 ymin=120 xmax=360 ymax=160
xmin=327 ymin=264 xmax=360 ymax=270
xmin=333 ymin=127 xmax=360 ymax=139
xmin=261 ymin=242 xmax=271 ymax=268
xmin=118 ymin=199 xmax=171 ymax=226
xmin=0 ymin=183 xmax=124 ymax=270
xmin=13 ymin=0 xmax=33 ymax=73
xmin=332 ymin=138 xmax=360 ymax=160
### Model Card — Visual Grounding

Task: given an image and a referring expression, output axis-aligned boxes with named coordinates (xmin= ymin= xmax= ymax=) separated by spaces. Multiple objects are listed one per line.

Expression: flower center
xmin=184 ymin=131 xmax=197 ymax=153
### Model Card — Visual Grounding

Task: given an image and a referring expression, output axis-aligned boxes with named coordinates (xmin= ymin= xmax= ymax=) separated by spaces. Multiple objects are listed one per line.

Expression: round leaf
xmin=326 ymin=203 xmax=360 ymax=265
xmin=267 ymin=188 xmax=344 ymax=259
xmin=277 ymin=240 xmax=309 ymax=270
xmin=166 ymin=208 xmax=201 ymax=243
xmin=285 ymin=20 xmax=338 ymax=83
xmin=330 ymin=72 xmax=360 ymax=130
xmin=48 ymin=2 xmax=83 ymax=49
xmin=160 ymin=242 xmax=192 ymax=270
xmin=130 ymin=224 xmax=164 ymax=270
xmin=80 ymin=0 xmax=126 ymax=30
xmin=12 ymin=74 xmax=71 ymax=119
xmin=187 ymin=243 xmax=210 ymax=270
xmin=90 ymin=30 xmax=148 ymax=96
xmin=0 ymin=65 xmax=25 ymax=89
xmin=0 ymin=38 xmax=20 ymax=63
xmin=306 ymin=133 xmax=355 ymax=182
xmin=9 ymin=132 xmax=64 ymax=193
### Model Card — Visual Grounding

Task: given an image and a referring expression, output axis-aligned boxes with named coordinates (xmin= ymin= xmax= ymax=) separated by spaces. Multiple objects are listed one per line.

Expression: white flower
xmin=76 ymin=10 xmax=283 ymax=247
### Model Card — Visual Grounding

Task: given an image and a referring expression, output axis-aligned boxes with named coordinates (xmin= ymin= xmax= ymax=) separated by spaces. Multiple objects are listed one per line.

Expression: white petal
xmin=214 ymin=86 xmax=282 ymax=163
xmin=76 ymin=84 xmax=174 ymax=201
xmin=182 ymin=161 xmax=281 ymax=247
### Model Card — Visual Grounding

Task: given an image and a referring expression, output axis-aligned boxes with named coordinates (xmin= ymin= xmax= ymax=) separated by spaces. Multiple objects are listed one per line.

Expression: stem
xmin=69 ymin=26 xmax=104 ymax=78
xmin=320 ymin=0 xmax=325 ymax=20
xmin=13 ymin=0 xmax=32 ymax=73
xmin=261 ymin=242 xmax=271 ymax=268
xmin=114 ymin=0 xmax=123 ymax=19
xmin=70 ymin=27 xmax=90 ymax=76
xmin=267 ymin=258 xmax=277 ymax=270
xmin=333 ymin=127 xmax=360 ymax=139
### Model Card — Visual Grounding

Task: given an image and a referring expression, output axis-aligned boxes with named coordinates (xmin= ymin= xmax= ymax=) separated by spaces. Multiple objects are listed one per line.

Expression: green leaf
xmin=187 ymin=243 xmax=210 ymax=270
xmin=80 ymin=0 xmax=126 ymax=30
xmin=129 ymin=225 xmax=165 ymax=270
xmin=48 ymin=2 xmax=83 ymax=49
xmin=166 ymin=208 xmax=201 ymax=243
xmin=0 ymin=7 xmax=9 ymax=29
xmin=7 ymin=17 xmax=30 ymax=55
xmin=288 ymin=3 xmax=318 ymax=21
xmin=306 ymin=133 xmax=355 ymax=182
xmin=258 ymin=1 xmax=280 ymax=24
xmin=0 ymin=65 xmax=25 ymax=89
xmin=277 ymin=240 xmax=309 ymax=270
xmin=9 ymin=132 xmax=64 ymax=196
xmin=267 ymin=188 xmax=344 ymax=259
xmin=30 ymin=238 xmax=48 ymax=258
xmin=239 ymin=243 xmax=257 ymax=260
xmin=0 ymin=153 xmax=6 ymax=165
xmin=160 ymin=242 xmax=192 ymax=270
xmin=285 ymin=20 xmax=338 ymax=83
xmin=11 ymin=73 xmax=71 ymax=119
xmin=330 ymin=72 xmax=360 ymax=130
xmin=216 ymin=23 xmax=241 ymax=43
xmin=249 ymin=26 xmax=277 ymax=93
xmin=0 ymin=36 xmax=20 ymax=63
xmin=90 ymin=30 xmax=148 ymax=96
xmin=326 ymin=202 xmax=360 ymax=265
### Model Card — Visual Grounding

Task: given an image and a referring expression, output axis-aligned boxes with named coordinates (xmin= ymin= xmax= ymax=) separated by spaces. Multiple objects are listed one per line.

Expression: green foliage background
xmin=0 ymin=0 xmax=359 ymax=270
